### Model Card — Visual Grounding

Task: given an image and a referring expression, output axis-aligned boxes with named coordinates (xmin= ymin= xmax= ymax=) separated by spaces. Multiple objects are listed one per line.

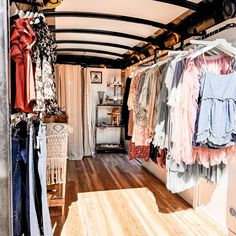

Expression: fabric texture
xmin=121 ymin=77 xmax=132 ymax=140
xmin=10 ymin=18 xmax=36 ymax=112
xmin=46 ymin=123 xmax=68 ymax=185
xmin=152 ymin=63 xmax=170 ymax=148
xmin=12 ymin=138 xmax=28 ymax=236
xmin=166 ymin=55 xmax=235 ymax=193
xmin=37 ymin=124 xmax=53 ymax=236
xmin=128 ymin=141 xmax=150 ymax=161
xmin=171 ymin=59 xmax=200 ymax=165
xmin=28 ymin=124 xmax=41 ymax=236
xmin=56 ymin=64 xmax=94 ymax=160
xmin=31 ymin=15 xmax=58 ymax=114
xmin=194 ymin=71 xmax=236 ymax=148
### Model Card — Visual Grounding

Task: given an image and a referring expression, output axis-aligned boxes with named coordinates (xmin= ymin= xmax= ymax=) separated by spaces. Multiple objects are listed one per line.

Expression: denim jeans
xmin=29 ymin=122 xmax=53 ymax=236
xmin=29 ymin=124 xmax=41 ymax=236
xmin=37 ymin=124 xmax=53 ymax=236
xmin=12 ymin=138 xmax=27 ymax=236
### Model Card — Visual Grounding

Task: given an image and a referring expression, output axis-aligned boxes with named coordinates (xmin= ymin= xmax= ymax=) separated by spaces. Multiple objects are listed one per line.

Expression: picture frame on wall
xmin=90 ymin=71 xmax=102 ymax=84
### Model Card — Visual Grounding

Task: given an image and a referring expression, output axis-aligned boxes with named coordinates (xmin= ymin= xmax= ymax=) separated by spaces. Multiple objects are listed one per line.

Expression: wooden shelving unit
xmin=95 ymin=103 xmax=125 ymax=153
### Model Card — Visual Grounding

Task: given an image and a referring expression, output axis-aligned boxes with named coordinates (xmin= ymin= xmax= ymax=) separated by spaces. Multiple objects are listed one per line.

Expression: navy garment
xmin=121 ymin=77 xmax=132 ymax=140
xmin=12 ymin=138 xmax=28 ymax=236
xmin=149 ymin=142 xmax=158 ymax=163
xmin=32 ymin=121 xmax=44 ymax=235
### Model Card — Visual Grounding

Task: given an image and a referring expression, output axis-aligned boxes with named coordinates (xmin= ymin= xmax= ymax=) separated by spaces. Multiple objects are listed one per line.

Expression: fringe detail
xmin=46 ymin=131 xmax=68 ymax=185
xmin=47 ymin=158 xmax=66 ymax=185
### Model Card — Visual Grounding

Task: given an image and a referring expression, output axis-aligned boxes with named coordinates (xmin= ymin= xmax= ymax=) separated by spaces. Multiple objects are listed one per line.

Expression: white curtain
xmin=56 ymin=64 xmax=95 ymax=160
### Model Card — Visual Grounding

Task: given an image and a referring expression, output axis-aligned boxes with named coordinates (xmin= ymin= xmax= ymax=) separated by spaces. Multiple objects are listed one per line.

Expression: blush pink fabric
xmin=171 ymin=55 xmax=235 ymax=167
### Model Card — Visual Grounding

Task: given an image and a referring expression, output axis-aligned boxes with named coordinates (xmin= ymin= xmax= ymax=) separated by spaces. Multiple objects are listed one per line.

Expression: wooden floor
xmin=50 ymin=154 xmax=225 ymax=236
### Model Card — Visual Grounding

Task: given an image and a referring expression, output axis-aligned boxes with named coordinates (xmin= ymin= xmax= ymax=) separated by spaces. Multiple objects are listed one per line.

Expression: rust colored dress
xmin=128 ymin=141 xmax=150 ymax=161
xmin=11 ymin=18 xmax=36 ymax=112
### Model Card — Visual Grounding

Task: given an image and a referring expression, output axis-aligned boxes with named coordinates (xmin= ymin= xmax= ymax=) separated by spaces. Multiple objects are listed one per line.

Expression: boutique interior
xmin=1 ymin=0 xmax=236 ymax=235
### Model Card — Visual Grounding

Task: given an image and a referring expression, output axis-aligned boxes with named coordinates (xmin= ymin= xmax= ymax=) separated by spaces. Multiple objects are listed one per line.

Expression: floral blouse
xmin=31 ymin=15 xmax=60 ymax=115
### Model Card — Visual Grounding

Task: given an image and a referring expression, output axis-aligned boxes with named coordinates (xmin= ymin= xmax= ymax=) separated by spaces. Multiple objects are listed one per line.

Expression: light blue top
xmin=194 ymin=71 xmax=236 ymax=148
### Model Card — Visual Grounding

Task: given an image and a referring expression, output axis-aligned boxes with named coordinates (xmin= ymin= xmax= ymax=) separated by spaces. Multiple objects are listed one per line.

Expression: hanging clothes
xmin=125 ymin=48 xmax=236 ymax=193
xmin=12 ymin=120 xmax=28 ymax=236
xmin=121 ymin=77 xmax=132 ymax=140
xmin=10 ymin=18 xmax=36 ymax=112
xmin=10 ymin=13 xmax=61 ymax=116
xmin=10 ymin=11 xmax=56 ymax=236
xmin=31 ymin=14 xmax=58 ymax=114
xmin=194 ymin=71 xmax=236 ymax=148
xmin=12 ymin=119 xmax=53 ymax=236
xmin=128 ymin=141 xmax=150 ymax=162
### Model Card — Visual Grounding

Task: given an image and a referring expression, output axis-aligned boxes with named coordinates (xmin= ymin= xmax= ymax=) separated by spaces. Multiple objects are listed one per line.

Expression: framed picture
xmin=90 ymin=71 xmax=102 ymax=84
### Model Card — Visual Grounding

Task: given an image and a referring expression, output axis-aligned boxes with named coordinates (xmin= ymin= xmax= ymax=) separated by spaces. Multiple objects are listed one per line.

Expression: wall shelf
xmin=97 ymin=103 xmax=123 ymax=106
xmin=95 ymin=104 xmax=125 ymax=153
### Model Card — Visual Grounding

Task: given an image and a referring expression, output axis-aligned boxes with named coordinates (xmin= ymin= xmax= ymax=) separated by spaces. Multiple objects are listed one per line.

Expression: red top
xmin=10 ymin=18 xmax=36 ymax=112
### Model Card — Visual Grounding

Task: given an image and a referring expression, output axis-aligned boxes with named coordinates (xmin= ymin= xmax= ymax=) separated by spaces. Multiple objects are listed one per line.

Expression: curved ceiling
xmin=44 ymin=0 xmax=225 ymax=68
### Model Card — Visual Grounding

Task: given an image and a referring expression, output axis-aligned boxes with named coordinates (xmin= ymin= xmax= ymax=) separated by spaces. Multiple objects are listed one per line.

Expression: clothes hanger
xmin=11 ymin=112 xmax=23 ymax=127
xmin=189 ymin=39 xmax=236 ymax=60
xmin=168 ymin=51 xmax=186 ymax=57
xmin=18 ymin=10 xmax=25 ymax=18
xmin=24 ymin=10 xmax=31 ymax=18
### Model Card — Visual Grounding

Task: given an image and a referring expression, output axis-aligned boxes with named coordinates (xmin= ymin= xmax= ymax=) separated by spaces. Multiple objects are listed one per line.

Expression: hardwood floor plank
xmin=50 ymin=154 xmax=226 ymax=236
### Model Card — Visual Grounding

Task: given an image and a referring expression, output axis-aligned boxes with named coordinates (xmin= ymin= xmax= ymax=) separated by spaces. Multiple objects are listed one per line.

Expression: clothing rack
xmin=201 ymin=22 xmax=236 ymax=40
xmin=11 ymin=0 xmax=44 ymax=7
xmin=138 ymin=23 xmax=236 ymax=67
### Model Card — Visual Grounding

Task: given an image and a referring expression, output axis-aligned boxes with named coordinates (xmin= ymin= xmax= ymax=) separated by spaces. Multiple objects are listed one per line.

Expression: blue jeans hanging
xmin=12 ymin=138 xmax=28 ymax=236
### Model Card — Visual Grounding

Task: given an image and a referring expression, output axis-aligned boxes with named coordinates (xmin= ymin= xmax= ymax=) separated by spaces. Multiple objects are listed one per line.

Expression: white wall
xmin=88 ymin=68 xmax=122 ymax=144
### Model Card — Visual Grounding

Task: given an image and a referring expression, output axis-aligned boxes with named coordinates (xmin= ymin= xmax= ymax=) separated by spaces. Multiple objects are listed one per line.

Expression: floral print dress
xmin=31 ymin=15 xmax=60 ymax=115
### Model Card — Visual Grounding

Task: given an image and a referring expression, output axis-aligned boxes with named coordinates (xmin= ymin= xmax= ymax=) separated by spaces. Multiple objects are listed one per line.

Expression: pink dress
xmin=171 ymin=55 xmax=236 ymax=167
xmin=171 ymin=59 xmax=199 ymax=165
xmin=128 ymin=72 xmax=149 ymax=146
xmin=132 ymin=73 xmax=149 ymax=146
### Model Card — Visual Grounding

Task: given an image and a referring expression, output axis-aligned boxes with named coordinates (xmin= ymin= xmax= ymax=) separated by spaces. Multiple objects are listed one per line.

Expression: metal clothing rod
xmin=201 ymin=23 xmax=236 ymax=40
xmin=138 ymin=23 xmax=236 ymax=67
